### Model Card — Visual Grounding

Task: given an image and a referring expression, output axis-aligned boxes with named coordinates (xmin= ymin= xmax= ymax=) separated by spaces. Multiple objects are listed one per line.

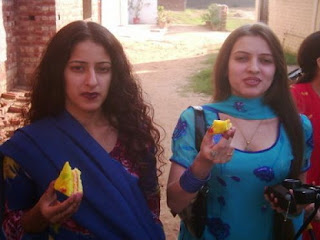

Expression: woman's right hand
xmin=190 ymin=127 xmax=236 ymax=180
xmin=198 ymin=127 xmax=236 ymax=164
xmin=22 ymin=181 xmax=83 ymax=232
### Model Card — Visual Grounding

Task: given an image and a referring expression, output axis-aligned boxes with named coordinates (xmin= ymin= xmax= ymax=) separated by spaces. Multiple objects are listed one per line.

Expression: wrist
xmin=22 ymin=204 xmax=49 ymax=233
xmin=179 ymin=166 xmax=211 ymax=193
xmin=191 ymin=153 xmax=214 ymax=179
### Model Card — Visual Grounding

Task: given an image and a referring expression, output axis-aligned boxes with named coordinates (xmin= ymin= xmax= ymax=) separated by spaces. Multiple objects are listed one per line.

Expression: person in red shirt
xmin=291 ymin=31 xmax=320 ymax=240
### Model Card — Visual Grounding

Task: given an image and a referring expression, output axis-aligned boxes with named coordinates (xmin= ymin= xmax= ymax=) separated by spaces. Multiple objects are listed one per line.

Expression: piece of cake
xmin=54 ymin=161 xmax=83 ymax=197
xmin=208 ymin=119 xmax=232 ymax=135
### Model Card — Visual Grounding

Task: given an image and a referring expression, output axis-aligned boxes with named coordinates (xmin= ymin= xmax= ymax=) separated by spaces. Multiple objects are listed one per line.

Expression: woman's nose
xmin=85 ymin=69 xmax=98 ymax=86
xmin=248 ymin=59 xmax=260 ymax=73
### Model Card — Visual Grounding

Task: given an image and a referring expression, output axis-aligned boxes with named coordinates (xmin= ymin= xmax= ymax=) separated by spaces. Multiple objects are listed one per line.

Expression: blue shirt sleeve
xmin=170 ymin=107 xmax=198 ymax=168
xmin=170 ymin=106 xmax=221 ymax=168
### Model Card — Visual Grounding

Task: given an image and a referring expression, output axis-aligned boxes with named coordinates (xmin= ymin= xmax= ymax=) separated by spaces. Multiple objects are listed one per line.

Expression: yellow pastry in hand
xmin=209 ymin=119 xmax=232 ymax=134
xmin=54 ymin=161 xmax=83 ymax=197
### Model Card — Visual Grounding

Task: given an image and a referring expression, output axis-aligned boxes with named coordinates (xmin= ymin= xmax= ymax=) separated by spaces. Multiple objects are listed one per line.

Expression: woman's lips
xmin=243 ymin=77 xmax=261 ymax=86
xmin=81 ymin=92 xmax=99 ymax=100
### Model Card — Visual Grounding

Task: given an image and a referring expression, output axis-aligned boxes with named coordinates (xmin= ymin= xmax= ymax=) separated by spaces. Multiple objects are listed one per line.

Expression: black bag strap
xmin=171 ymin=106 xmax=207 ymax=219
xmin=192 ymin=106 xmax=207 ymax=151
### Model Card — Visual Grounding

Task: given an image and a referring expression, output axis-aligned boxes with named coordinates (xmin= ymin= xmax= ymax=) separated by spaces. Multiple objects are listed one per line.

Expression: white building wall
xmin=128 ymin=0 xmax=158 ymax=24
xmin=268 ymin=0 xmax=319 ymax=53
xmin=101 ymin=0 xmax=128 ymax=29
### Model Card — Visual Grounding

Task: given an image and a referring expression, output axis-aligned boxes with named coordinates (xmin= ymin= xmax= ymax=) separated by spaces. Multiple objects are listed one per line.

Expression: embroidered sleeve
xmin=170 ymin=107 xmax=199 ymax=168
xmin=2 ymin=156 xmax=33 ymax=239
xmin=2 ymin=156 xmax=91 ymax=239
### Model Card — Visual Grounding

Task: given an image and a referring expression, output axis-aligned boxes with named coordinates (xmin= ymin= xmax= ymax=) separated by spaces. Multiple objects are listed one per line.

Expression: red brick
xmin=1 ymin=92 xmax=16 ymax=99
xmin=16 ymin=96 xmax=29 ymax=102
xmin=8 ymin=105 xmax=23 ymax=113
xmin=9 ymin=118 xmax=21 ymax=125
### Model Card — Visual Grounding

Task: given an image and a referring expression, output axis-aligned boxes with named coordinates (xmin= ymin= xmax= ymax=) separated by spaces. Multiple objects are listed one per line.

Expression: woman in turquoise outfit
xmin=167 ymin=23 xmax=313 ymax=240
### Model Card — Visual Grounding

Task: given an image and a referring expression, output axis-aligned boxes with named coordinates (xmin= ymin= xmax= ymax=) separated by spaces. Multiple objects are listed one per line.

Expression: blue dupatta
xmin=205 ymin=95 xmax=277 ymax=120
xmin=0 ymin=111 xmax=165 ymax=240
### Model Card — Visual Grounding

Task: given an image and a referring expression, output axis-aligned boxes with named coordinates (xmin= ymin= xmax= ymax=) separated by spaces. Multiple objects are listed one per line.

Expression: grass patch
xmin=166 ymin=9 xmax=206 ymax=25
xmin=226 ymin=18 xmax=255 ymax=31
xmin=166 ymin=7 xmax=255 ymax=31
xmin=284 ymin=51 xmax=297 ymax=65
xmin=187 ymin=53 xmax=217 ymax=95
xmin=169 ymin=8 xmax=296 ymax=96
xmin=188 ymin=50 xmax=297 ymax=96
xmin=205 ymin=53 xmax=218 ymax=64
xmin=189 ymin=68 xmax=213 ymax=95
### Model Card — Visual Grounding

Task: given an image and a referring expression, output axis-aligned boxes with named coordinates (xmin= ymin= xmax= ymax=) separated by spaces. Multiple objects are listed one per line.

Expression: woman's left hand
xmin=264 ymin=188 xmax=306 ymax=216
xmin=305 ymin=203 xmax=320 ymax=221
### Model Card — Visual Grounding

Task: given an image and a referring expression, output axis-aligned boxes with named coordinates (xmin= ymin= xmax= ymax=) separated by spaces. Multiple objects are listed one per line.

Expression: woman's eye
xmin=96 ymin=66 xmax=111 ymax=73
xmin=70 ymin=65 xmax=85 ymax=72
xmin=235 ymin=56 xmax=248 ymax=62
xmin=260 ymin=58 xmax=273 ymax=64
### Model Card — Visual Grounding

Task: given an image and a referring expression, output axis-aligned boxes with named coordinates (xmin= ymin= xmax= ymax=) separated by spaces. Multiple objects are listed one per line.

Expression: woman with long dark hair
xmin=0 ymin=21 xmax=165 ymax=239
xmin=167 ymin=23 xmax=313 ymax=240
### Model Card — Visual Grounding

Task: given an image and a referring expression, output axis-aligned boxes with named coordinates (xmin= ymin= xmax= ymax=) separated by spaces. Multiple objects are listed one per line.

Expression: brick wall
xmin=0 ymin=0 xmax=7 ymax=92
xmin=0 ymin=0 xmax=18 ymax=92
xmin=268 ymin=0 xmax=318 ymax=53
xmin=158 ymin=0 xmax=186 ymax=11
xmin=0 ymin=0 xmax=101 ymax=92
xmin=16 ymin=0 xmax=57 ymax=86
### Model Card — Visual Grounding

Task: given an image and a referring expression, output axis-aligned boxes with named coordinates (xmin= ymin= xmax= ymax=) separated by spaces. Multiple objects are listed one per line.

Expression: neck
xmin=67 ymin=109 xmax=108 ymax=130
xmin=211 ymin=95 xmax=276 ymax=120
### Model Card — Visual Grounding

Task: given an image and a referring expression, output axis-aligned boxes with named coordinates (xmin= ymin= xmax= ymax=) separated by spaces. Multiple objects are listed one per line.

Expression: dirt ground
xmin=117 ymin=24 xmax=231 ymax=240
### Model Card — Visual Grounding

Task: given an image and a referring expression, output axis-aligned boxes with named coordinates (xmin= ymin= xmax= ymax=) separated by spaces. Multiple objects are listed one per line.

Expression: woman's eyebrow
xmin=232 ymin=51 xmax=273 ymax=56
xmin=67 ymin=60 xmax=112 ymax=64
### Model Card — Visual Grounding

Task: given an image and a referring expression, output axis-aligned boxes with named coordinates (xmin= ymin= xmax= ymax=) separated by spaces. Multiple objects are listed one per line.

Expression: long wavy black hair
xmin=29 ymin=21 xmax=164 ymax=176
xmin=213 ymin=23 xmax=304 ymax=240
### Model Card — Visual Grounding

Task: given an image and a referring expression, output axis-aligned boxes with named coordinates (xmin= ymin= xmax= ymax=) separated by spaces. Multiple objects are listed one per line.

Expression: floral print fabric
xmin=1 ymin=139 xmax=161 ymax=240
xmin=171 ymin=105 xmax=312 ymax=240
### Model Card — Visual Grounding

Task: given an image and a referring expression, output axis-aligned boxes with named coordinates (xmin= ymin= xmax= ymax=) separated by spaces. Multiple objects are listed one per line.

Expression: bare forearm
xmin=167 ymin=180 xmax=198 ymax=213
xmin=167 ymin=155 xmax=213 ymax=213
